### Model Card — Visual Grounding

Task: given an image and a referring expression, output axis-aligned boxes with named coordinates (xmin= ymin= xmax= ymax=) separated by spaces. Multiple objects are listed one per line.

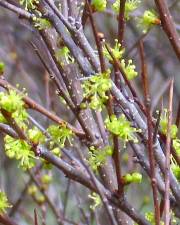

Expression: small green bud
xmin=80 ymin=102 xmax=87 ymax=109
xmin=123 ymin=173 xmax=133 ymax=183
xmin=41 ymin=174 xmax=52 ymax=184
xmin=28 ymin=185 xmax=38 ymax=196
xmin=131 ymin=172 xmax=142 ymax=183
xmin=36 ymin=195 xmax=45 ymax=204
xmin=0 ymin=62 xmax=5 ymax=75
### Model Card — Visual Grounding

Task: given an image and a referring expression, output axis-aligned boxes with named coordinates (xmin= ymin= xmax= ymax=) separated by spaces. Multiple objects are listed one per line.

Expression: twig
xmin=0 ymin=78 xmax=85 ymax=137
xmin=0 ymin=0 xmax=33 ymax=20
xmin=0 ymin=215 xmax=18 ymax=225
xmin=154 ymin=0 xmax=180 ymax=61
xmin=164 ymin=79 xmax=174 ymax=225
xmin=62 ymin=179 xmax=71 ymax=217
xmin=139 ymin=41 xmax=160 ymax=225
xmin=34 ymin=209 xmax=39 ymax=225
xmin=175 ymin=100 xmax=180 ymax=128
xmin=118 ymin=0 xmax=126 ymax=46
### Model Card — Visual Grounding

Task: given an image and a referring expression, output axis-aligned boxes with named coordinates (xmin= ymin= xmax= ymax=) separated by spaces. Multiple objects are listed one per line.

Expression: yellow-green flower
xmin=0 ymin=191 xmax=11 ymax=214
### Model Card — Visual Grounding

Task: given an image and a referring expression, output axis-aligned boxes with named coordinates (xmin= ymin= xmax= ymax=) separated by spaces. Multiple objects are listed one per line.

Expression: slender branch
xmin=154 ymin=0 xmax=180 ymax=61
xmin=175 ymin=100 xmax=180 ymax=128
xmin=164 ymin=79 xmax=174 ymax=225
xmin=0 ymin=78 xmax=85 ymax=137
xmin=118 ymin=0 xmax=126 ymax=46
xmin=0 ymin=0 xmax=33 ymax=20
xmin=139 ymin=41 xmax=160 ymax=225
xmin=0 ymin=215 xmax=18 ymax=225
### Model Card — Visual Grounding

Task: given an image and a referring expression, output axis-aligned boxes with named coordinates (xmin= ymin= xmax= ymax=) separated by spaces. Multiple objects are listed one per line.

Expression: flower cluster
xmin=121 ymin=59 xmax=138 ymax=80
xmin=160 ymin=109 xmax=178 ymax=139
xmin=88 ymin=192 xmax=101 ymax=210
xmin=91 ymin=0 xmax=107 ymax=12
xmin=0 ymin=191 xmax=11 ymax=214
xmin=19 ymin=0 xmax=39 ymax=10
xmin=47 ymin=124 xmax=73 ymax=148
xmin=4 ymin=135 xmax=35 ymax=170
xmin=112 ymin=0 xmax=141 ymax=20
xmin=105 ymin=114 xmax=140 ymax=146
xmin=138 ymin=10 xmax=160 ymax=33
xmin=88 ymin=146 xmax=113 ymax=171
xmin=0 ymin=90 xmax=28 ymax=129
xmin=55 ymin=47 xmax=74 ymax=66
xmin=82 ymin=70 xmax=112 ymax=111
xmin=33 ymin=18 xmax=51 ymax=30
xmin=159 ymin=108 xmax=180 ymax=182
xmin=122 ymin=172 xmax=142 ymax=184
xmin=28 ymin=127 xmax=45 ymax=145
xmin=103 ymin=39 xmax=124 ymax=61
xmin=145 ymin=212 xmax=165 ymax=225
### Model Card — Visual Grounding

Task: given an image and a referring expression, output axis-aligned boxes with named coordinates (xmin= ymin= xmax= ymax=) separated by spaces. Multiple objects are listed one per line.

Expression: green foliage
xmin=82 ymin=70 xmax=112 ymax=111
xmin=28 ymin=127 xmax=45 ymax=144
xmin=105 ymin=114 xmax=140 ymax=146
xmin=103 ymin=39 xmax=124 ymax=61
xmin=123 ymin=172 xmax=142 ymax=184
xmin=88 ymin=192 xmax=101 ymax=210
xmin=88 ymin=146 xmax=113 ymax=171
xmin=160 ymin=109 xmax=178 ymax=139
xmin=55 ymin=47 xmax=74 ymax=66
xmin=33 ymin=18 xmax=51 ymax=30
xmin=47 ymin=125 xmax=73 ymax=148
xmin=92 ymin=0 xmax=107 ymax=12
xmin=0 ymin=61 xmax=5 ymax=75
xmin=19 ymin=0 xmax=39 ymax=10
xmin=0 ymin=191 xmax=11 ymax=214
xmin=0 ymin=90 xmax=28 ymax=129
xmin=112 ymin=0 xmax=141 ymax=20
xmin=4 ymin=135 xmax=35 ymax=170
xmin=138 ymin=10 xmax=160 ymax=33
xmin=121 ymin=59 xmax=138 ymax=80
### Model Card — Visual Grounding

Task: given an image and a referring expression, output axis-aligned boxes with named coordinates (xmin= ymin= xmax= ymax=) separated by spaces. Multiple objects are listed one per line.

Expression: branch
xmin=118 ymin=0 xmax=126 ymax=46
xmin=139 ymin=41 xmax=160 ymax=225
xmin=164 ymin=79 xmax=174 ymax=225
xmin=0 ymin=78 xmax=85 ymax=137
xmin=0 ymin=0 xmax=33 ymax=20
xmin=0 ymin=214 xmax=18 ymax=225
xmin=154 ymin=0 xmax=180 ymax=61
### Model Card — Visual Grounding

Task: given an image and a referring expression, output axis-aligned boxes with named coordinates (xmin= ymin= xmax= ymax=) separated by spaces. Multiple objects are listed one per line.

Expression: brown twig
xmin=139 ymin=41 xmax=160 ymax=225
xmin=0 ymin=0 xmax=33 ymax=20
xmin=154 ymin=0 xmax=180 ymax=61
xmin=164 ymin=79 xmax=174 ymax=225
xmin=175 ymin=100 xmax=180 ymax=128
xmin=0 ymin=214 xmax=18 ymax=225
xmin=34 ymin=209 xmax=39 ymax=225
xmin=118 ymin=0 xmax=126 ymax=46
xmin=0 ymin=78 xmax=84 ymax=137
